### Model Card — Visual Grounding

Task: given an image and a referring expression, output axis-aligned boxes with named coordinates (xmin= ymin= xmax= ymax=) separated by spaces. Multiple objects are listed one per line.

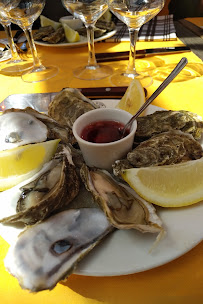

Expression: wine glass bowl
xmin=0 ymin=0 xmax=58 ymax=82
xmin=108 ymin=0 xmax=165 ymax=87
xmin=62 ymin=0 xmax=113 ymax=80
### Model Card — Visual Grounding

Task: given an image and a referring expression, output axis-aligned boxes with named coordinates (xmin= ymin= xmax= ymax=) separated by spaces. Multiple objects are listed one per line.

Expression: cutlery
xmin=96 ymin=46 xmax=190 ymax=62
xmin=121 ymin=57 xmax=188 ymax=138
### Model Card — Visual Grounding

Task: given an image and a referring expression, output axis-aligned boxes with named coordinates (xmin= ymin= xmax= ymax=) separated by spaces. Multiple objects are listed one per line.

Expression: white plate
xmin=0 ymin=100 xmax=202 ymax=277
xmin=34 ymin=29 xmax=117 ymax=48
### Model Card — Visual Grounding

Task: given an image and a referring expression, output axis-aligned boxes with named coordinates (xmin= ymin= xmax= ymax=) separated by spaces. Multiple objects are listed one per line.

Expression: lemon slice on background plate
xmin=116 ymin=78 xmax=145 ymax=115
xmin=62 ymin=23 xmax=80 ymax=43
xmin=0 ymin=139 xmax=60 ymax=191
xmin=40 ymin=15 xmax=62 ymax=30
xmin=122 ymin=158 xmax=203 ymax=208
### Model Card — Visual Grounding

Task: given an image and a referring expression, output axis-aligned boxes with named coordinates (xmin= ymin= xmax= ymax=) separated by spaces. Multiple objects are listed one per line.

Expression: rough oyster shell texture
xmin=0 ymin=151 xmax=80 ymax=225
xmin=48 ymin=88 xmax=100 ymax=128
xmin=113 ymin=130 xmax=203 ymax=176
xmin=135 ymin=110 xmax=203 ymax=141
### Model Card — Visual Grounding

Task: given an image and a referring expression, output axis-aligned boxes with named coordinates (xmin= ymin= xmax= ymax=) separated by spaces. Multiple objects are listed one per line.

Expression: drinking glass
xmin=0 ymin=0 xmax=58 ymax=82
xmin=0 ymin=13 xmax=32 ymax=75
xmin=62 ymin=0 xmax=113 ymax=80
xmin=108 ymin=0 xmax=165 ymax=87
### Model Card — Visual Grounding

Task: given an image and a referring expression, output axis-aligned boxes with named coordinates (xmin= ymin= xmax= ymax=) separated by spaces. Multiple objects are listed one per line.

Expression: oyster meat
xmin=81 ymin=165 xmax=163 ymax=233
xmin=48 ymin=88 xmax=100 ymax=129
xmin=0 ymin=148 xmax=80 ymax=225
xmin=4 ymin=208 xmax=113 ymax=292
xmin=135 ymin=110 xmax=203 ymax=141
xmin=113 ymin=130 xmax=203 ymax=176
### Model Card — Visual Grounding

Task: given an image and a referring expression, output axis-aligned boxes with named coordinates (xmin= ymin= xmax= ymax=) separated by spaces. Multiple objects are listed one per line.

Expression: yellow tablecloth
xmin=0 ymin=18 xmax=203 ymax=304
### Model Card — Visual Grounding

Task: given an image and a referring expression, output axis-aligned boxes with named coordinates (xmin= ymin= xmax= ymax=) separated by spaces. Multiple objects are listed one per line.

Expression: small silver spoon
xmin=121 ymin=57 xmax=188 ymax=138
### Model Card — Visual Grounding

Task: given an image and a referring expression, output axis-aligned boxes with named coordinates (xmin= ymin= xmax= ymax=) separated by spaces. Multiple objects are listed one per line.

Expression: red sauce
xmin=81 ymin=120 xmax=129 ymax=144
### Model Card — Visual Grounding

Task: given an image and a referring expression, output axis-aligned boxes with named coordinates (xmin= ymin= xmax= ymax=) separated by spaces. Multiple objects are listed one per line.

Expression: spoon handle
xmin=122 ymin=57 xmax=188 ymax=137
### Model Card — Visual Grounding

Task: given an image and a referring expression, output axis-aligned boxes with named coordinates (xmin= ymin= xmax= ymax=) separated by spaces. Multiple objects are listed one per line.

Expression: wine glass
xmin=0 ymin=0 xmax=58 ymax=83
xmin=108 ymin=0 xmax=165 ymax=87
xmin=62 ymin=0 xmax=113 ymax=80
xmin=0 ymin=13 xmax=32 ymax=75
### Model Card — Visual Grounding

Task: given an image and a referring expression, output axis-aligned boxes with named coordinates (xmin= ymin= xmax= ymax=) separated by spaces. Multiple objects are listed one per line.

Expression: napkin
xmin=106 ymin=15 xmax=177 ymax=42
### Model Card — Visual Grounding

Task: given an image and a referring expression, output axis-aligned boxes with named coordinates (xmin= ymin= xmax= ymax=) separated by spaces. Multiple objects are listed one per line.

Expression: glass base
xmin=21 ymin=65 xmax=59 ymax=83
xmin=73 ymin=64 xmax=113 ymax=80
xmin=0 ymin=58 xmax=33 ymax=76
xmin=109 ymin=70 xmax=153 ymax=88
xmin=0 ymin=49 xmax=12 ymax=63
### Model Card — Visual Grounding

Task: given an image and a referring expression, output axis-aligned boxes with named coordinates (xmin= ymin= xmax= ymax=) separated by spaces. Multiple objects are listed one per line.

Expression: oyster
xmin=135 ymin=110 xmax=203 ymax=141
xmin=0 ymin=149 xmax=80 ymax=225
xmin=42 ymin=27 xmax=65 ymax=44
xmin=113 ymin=130 xmax=203 ymax=176
xmin=48 ymin=88 xmax=100 ymax=128
xmin=0 ymin=111 xmax=48 ymax=151
xmin=33 ymin=25 xmax=55 ymax=40
xmin=3 ymin=107 xmax=75 ymax=145
xmin=4 ymin=208 xmax=113 ymax=292
xmin=81 ymin=165 xmax=163 ymax=233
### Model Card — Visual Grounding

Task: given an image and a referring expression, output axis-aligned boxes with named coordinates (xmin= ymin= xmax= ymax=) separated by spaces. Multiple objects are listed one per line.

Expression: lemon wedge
xmin=0 ymin=139 xmax=60 ymax=191
xmin=62 ymin=23 xmax=80 ymax=43
xmin=40 ymin=15 xmax=62 ymax=30
xmin=122 ymin=158 xmax=203 ymax=207
xmin=116 ymin=78 xmax=145 ymax=115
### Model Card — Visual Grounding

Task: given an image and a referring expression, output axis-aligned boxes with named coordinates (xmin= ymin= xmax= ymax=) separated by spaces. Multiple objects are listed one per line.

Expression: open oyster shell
xmin=3 ymin=107 xmax=75 ymax=146
xmin=48 ymin=88 xmax=100 ymax=128
xmin=135 ymin=110 xmax=203 ymax=142
xmin=4 ymin=208 xmax=113 ymax=292
xmin=80 ymin=165 xmax=163 ymax=234
xmin=0 ymin=149 xmax=80 ymax=225
xmin=113 ymin=130 xmax=203 ymax=176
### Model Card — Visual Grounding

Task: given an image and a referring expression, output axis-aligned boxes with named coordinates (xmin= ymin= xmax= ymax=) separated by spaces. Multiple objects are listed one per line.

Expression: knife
xmin=96 ymin=46 xmax=190 ymax=62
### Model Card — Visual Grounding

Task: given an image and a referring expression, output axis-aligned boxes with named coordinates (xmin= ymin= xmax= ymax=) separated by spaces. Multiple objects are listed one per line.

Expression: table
xmin=0 ymin=17 xmax=203 ymax=304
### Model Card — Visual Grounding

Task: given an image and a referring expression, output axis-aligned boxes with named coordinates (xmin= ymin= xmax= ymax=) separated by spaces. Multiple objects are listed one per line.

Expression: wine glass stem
xmin=126 ymin=27 xmax=140 ymax=76
xmin=86 ymin=24 xmax=98 ymax=68
xmin=3 ymin=23 xmax=21 ymax=61
xmin=23 ymin=27 xmax=44 ymax=70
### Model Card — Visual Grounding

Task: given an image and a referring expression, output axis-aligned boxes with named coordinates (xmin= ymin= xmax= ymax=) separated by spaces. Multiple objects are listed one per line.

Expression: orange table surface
xmin=0 ymin=20 xmax=203 ymax=304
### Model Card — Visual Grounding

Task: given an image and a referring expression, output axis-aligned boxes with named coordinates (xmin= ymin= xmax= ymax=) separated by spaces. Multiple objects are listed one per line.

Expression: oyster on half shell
xmin=81 ymin=165 xmax=163 ymax=233
xmin=4 ymin=208 xmax=113 ymax=292
xmin=135 ymin=110 xmax=203 ymax=142
xmin=48 ymin=88 xmax=100 ymax=128
xmin=113 ymin=130 xmax=203 ymax=176
xmin=0 ymin=148 xmax=80 ymax=225
xmin=1 ymin=107 xmax=75 ymax=151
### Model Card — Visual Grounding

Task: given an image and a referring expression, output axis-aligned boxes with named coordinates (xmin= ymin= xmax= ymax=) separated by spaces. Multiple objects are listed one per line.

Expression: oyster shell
xmin=33 ymin=25 xmax=55 ymax=40
xmin=42 ymin=27 xmax=65 ymax=44
xmin=81 ymin=165 xmax=163 ymax=233
xmin=0 ymin=111 xmax=48 ymax=151
xmin=4 ymin=208 xmax=113 ymax=292
xmin=135 ymin=110 xmax=203 ymax=141
xmin=113 ymin=130 xmax=203 ymax=176
xmin=4 ymin=107 xmax=75 ymax=145
xmin=0 ymin=149 xmax=80 ymax=225
xmin=48 ymin=88 xmax=100 ymax=128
